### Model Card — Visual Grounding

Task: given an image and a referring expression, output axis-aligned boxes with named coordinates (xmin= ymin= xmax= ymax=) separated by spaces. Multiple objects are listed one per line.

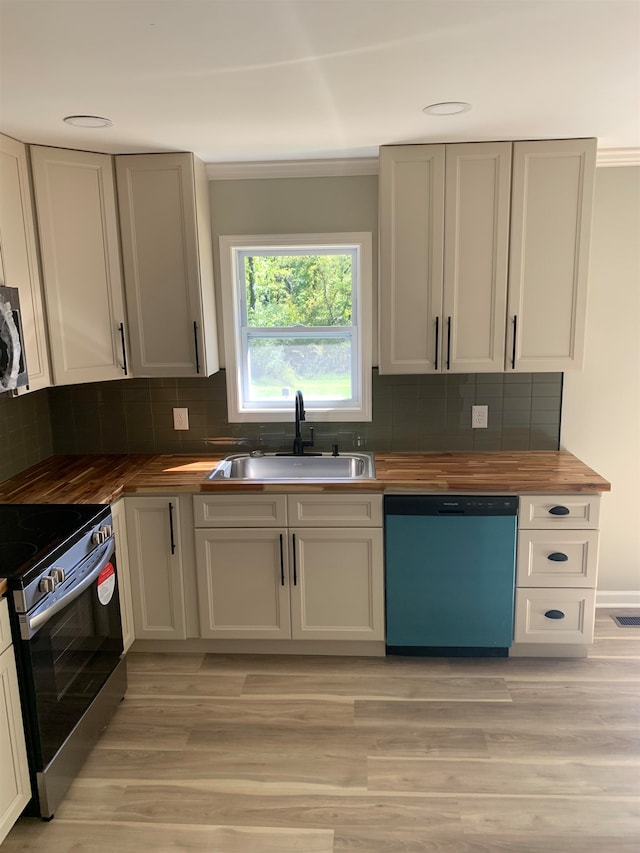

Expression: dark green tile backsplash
xmin=47 ymin=370 xmax=562 ymax=456
xmin=0 ymin=388 xmax=53 ymax=481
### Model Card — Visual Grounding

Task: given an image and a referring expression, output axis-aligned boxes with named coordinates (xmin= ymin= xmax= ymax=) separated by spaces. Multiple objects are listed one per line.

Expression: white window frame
xmin=219 ymin=232 xmax=372 ymax=423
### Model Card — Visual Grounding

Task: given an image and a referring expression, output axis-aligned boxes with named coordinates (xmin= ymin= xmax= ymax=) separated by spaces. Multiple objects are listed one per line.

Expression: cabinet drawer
xmin=287 ymin=494 xmax=382 ymax=527
xmin=518 ymin=495 xmax=600 ymax=529
xmin=0 ymin=599 xmax=10 ymax=656
xmin=516 ymin=530 xmax=599 ymax=587
xmin=514 ymin=588 xmax=596 ymax=644
xmin=193 ymin=494 xmax=287 ymax=527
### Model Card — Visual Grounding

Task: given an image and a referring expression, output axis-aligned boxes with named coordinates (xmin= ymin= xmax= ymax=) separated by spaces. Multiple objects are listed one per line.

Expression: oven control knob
xmin=51 ymin=568 xmax=65 ymax=584
xmin=92 ymin=530 xmax=106 ymax=545
xmin=39 ymin=576 xmax=56 ymax=593
xmin=99 ymin=525 xmax=113 ymax=539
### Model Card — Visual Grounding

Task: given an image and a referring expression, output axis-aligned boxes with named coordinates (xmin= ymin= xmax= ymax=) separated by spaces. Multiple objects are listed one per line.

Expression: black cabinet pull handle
xmin=511 ymin=315 xmax=517 ymax=369
xmin=292 ymin=532 xmax=297 ymax=586
xmin=279 ymin=533 xmax=285 ymax=586
xmin=168 ymin=502 xmax=176 ymax=555
xmin=118 ymin=323 xmax=128 ymax=375
xmin=434 ymin=316 xmax=439 ymax=370
xmin=193 ymin=321 xmax=200 ymax=374
xmin=544 ymin=609 xmax=565 ymax=620
xmin=548 ymin=552 xmax=569 ymax=562
xmin=549 ymin=505 xmax=570 ymax=516
xmin=446 ymin=316 xmax=452 ymax=370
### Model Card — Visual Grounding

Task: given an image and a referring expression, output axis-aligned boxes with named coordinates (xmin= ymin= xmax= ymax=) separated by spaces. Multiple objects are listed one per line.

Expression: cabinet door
xmin=125 ymin=496 xmax=187 ymax=640
xmin=378 ymin=145 xmax=445 ymax=374
xmin=111 ymin=498 xmax=135 ymax=652
xmin=0 ymin=644 xmax=30 ymax=844
xmin=115 ymin=153 xmax=219 ymax=377
xmin=290 ymin=528 xmax=384 ymax=641
xmin=0 ymin=134 xmax=51 ymax=392
xmin=30 ymin=146 xmax=128 ymax=385
xmin=195 ymin=528 xmax=291 ymax=639
xmin=443 ymin=142 xmax=511 ymax=372
xmin=507 ymin=139 xmax=596 ymax=371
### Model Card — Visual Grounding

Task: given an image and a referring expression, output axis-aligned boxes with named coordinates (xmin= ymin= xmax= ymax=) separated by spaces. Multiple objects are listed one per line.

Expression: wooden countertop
xmin=0 ymin=451 xmax=610 ymax=505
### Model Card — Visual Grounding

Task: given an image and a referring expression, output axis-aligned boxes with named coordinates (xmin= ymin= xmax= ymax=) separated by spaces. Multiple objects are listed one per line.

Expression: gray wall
xmin=47 ymin=369 xmax=562 ymax=456
xmin=0 ymin=388 xmax=52 ymax=482
xmin=210 ymin=175 xmax=379 ymax=365
xmin=48 ymin=172 xmax=561 ymax=456
xmin=562 ymin=166 xmax=640 ymax=594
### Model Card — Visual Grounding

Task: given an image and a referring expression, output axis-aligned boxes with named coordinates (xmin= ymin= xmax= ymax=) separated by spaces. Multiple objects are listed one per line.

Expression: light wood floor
xmin=4 ymin=609 xmax=640 ymax=852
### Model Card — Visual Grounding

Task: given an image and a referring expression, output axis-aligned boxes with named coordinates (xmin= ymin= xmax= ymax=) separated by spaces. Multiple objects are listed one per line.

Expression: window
xmin=219 ymin=233 xmax=372 ymax=422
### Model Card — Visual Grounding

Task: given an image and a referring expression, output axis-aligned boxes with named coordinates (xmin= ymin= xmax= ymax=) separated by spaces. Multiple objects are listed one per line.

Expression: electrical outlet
xmin=173 ymin=407 xmax=189 ymax=430
xmin=472 ymin=405 xmax=488 ymax=429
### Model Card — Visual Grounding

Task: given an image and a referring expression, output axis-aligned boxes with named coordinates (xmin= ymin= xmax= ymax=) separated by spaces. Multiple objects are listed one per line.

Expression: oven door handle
xmin=25 ymin=538 xmax=116 ymax=638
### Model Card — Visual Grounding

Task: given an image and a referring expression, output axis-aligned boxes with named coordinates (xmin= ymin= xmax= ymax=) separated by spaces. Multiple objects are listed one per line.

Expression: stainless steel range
xmin=0 ymin=503 xmax=126 ymax=819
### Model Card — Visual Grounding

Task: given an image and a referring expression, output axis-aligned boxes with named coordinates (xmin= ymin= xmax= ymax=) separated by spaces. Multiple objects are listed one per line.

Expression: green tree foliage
xmin=245 ymin=253 xmax=353 ymax=327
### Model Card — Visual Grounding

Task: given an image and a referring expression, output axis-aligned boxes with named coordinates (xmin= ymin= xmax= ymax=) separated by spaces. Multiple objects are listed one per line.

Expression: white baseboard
xmin=596 ymin=590 xmax=640 ymax=608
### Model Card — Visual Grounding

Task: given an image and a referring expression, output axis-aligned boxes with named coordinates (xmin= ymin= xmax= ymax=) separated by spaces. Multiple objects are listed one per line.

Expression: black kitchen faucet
xmin=292 ymin=390 xmax=315 ymax=455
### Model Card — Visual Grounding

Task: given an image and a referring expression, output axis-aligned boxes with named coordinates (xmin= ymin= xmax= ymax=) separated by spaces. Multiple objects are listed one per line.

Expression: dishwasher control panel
xmin=384 ymin=495 xmax=518 ymax=516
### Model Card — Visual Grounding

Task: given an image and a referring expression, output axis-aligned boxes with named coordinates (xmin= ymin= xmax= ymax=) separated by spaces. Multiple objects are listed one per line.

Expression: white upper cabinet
xmin=379 ymin=142 xmax=511 ymax=373
xmin=30 ymin=146 xmax=129 ymax=385
xmin=379 ymin=144 xmax=445 ymax=374
xmin=507 ymin=139 xmax=596 ymax=371
xmin=379 ymin=138 xmax=596 ymax=374
xmin=443 ymin=142 xmax=511 ymax=372
xmin=0 ymin=134 xmax=51 ymax=392
xmin=115 ymin=152 xmax=219 ymax=377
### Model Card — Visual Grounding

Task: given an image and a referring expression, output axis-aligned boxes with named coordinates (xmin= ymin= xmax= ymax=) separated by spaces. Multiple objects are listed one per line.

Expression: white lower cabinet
xmin=195 ymin=528 xmax=291 ymax=640
xmin=125 ymin=496 xmax=188 ymax=640
xmin=111 ymin=499 xmax=135 ymax=652
xmin=193 ymin=494 xmax=385 ymax=643
xmin=513 ymin=494 xmax=600 ymax=654
xmin=290 ymin=527 xmax=384 ymax=641
xmin=514 ymin=587 xmax=596 ymax=645
xmin=0 ymin=600 xmax=30 ymax=844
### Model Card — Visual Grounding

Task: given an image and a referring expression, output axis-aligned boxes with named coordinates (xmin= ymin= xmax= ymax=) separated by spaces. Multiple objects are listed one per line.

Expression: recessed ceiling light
xmin=63 ymin=115 xmax=113 ymax=128
xmin=423 ymin=102 xmax=472 ymax=116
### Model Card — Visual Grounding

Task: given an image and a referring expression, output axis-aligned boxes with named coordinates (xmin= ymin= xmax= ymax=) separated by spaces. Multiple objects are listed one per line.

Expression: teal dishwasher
xmin=384 ymin=495 xmax=518 ymax=656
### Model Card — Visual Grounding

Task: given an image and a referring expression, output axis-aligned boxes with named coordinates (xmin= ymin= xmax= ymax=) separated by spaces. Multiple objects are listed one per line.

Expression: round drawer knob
xmin=544 ymin=609 xmax=566 ymax=620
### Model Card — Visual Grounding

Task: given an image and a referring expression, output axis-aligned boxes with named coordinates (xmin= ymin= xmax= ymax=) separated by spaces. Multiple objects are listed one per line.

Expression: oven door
xmin=18 ymin=546 xmax=124 ymax=768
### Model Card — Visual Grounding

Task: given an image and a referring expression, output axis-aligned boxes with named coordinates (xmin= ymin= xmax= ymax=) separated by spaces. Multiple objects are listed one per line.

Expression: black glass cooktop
xmin=0 ymin=504 xmax=108 ymax=581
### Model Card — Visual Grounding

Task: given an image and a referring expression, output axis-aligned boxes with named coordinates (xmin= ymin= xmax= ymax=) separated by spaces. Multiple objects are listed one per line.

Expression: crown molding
xmin=596 ymin=148 xmax=640 ymax=167
xmin=206 ymin=157 xmax=378 ymax=180
xmin=205 ymin=148 xmax=639 ymax=180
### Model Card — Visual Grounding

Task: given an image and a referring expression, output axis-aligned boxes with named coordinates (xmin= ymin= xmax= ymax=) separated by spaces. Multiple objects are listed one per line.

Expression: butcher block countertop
xmin=0 ymin=451 xmax=610 ymax=505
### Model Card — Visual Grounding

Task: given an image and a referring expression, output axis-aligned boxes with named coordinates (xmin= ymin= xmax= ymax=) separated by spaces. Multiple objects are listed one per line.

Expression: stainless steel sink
xmin=208 ymin=451 xmax=376 ymax=481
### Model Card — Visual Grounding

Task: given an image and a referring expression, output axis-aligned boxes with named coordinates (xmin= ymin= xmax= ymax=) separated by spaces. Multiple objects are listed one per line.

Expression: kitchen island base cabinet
xmin=193 ymin=494 xmax=385 ymax=645
xmin=0 ymin=601 xmax=30 ymax=845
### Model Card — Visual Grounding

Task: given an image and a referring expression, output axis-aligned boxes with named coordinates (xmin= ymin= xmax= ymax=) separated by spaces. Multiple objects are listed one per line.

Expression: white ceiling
xmin=1 ymin=0 xmax=639 ymax=165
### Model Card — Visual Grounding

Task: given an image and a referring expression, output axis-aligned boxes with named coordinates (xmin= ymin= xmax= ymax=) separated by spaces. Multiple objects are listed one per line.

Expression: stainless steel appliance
xmin=0 ymin=504 xmax=126 ymax=819
xmin=0 ymin=285 xmax=28 ymax=392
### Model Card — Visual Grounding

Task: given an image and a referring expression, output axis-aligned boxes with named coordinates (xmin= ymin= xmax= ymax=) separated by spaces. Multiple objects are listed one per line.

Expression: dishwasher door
xmin=384 ymin=495 xmax=518 ymax=655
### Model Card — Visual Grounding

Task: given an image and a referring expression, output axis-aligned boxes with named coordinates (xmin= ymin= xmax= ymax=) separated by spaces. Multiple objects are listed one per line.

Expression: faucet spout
xmin=292 ymin=390 xmax=314 ymax=456
xmin=294 ymin=390 xmax=305 ymax=439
